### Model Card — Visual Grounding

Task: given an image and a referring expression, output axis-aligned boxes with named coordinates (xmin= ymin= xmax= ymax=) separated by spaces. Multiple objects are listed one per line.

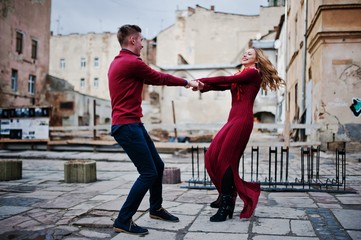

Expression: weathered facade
xmin=49 ymin=32 xmax=150 ymax=101
xmin=285 ymin=0 xmax=361 ymax=151
xmin=153 ymin=5 xmax=285 ymax=126
xmin=156 ymin=5 xmax=285 ymax=66
xmin=49 ymin=32 xmax=118 ymax=101
xmin=46 ymin=75 xmax=111 ymax=127
xmin=48 ymin=32 xmax=153 ymax=126
xmin=0 ymin=0 xmax=51 ymax=107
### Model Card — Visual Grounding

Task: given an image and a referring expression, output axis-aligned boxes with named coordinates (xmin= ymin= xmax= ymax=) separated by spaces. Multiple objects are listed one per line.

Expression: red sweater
xmin=108 ymin=49 xmax=187 ymax=125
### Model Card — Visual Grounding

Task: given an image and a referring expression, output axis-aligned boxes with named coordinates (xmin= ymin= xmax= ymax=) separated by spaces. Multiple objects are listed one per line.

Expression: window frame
xmin=60 ymin=58 xmax=65 ymax=69
xmin=11 ymin=69 xmax=18 ymax=92
xmin=28 ymin=74 xmax=36 ymax=95
xmin=80 ymin=57 xmax=86 ymax=68
xmin=93 ymin=77 xmax=99 ymax=88
xmin=16 ymin=31 xmax=23 ymax=54
xmin=31 ymin=39 xmax=38 ymax=59
xmin=94 ymin=57 xmax=99 ymax=67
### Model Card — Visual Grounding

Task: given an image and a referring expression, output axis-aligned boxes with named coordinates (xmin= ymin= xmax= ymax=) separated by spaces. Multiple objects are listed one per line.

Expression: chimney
xmin=210 ymin=5 xmax=215 ymax=11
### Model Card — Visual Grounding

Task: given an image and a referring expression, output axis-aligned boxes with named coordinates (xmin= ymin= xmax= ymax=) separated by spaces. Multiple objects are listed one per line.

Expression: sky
xmin=51 ymin=0 xmax=269 ymax=39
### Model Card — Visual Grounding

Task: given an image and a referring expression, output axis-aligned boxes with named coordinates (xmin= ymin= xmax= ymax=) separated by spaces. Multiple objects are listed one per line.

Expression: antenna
xmin=56 ymin=16 xmax=61 ymax=35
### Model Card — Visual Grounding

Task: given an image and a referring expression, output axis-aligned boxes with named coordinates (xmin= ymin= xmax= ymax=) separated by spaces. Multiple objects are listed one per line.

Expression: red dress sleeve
xmin=201 ymin=83 xmax=231 ymax=92
xmin=198 ymin=68 xmax=260 ymax=86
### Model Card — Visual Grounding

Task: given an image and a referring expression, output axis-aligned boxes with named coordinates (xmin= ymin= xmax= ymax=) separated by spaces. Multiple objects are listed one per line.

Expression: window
xmin=60 ymin=101 xmax=74 ymax=110
xmin=81 ymin=57 xmax=86 ymax=68
xmin=93 ymin=77 xmax=99 ymax=88
xmin=80 ymin=78 xmax=85 ymax=88
xmin=11 ymin=69 xmax=18 ymax=92
xmin=31 ymin=39 xmax=38 ymax=59
xmin=60 ymin=58 xmax=65 ymax=69
xmin=94 ymin=57 xmax=99 ymax=67
xmin=16 ymin=31 xmax=23 ymax=54
xmin=28 ymin=75 xmax=36 ymax=95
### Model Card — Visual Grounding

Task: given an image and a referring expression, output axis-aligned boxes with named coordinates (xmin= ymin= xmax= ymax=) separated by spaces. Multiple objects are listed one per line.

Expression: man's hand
xmin=185 ymin=80 xmax=197 ymax=88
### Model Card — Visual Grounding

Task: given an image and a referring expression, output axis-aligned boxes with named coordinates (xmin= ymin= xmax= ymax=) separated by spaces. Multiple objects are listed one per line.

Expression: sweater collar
xmin=121 ymin=48 xmax=140 ymax=56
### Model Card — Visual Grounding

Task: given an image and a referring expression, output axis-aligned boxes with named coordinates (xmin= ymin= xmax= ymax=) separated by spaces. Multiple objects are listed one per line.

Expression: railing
xmin=182 ymin=144 xmax=354 ymax=193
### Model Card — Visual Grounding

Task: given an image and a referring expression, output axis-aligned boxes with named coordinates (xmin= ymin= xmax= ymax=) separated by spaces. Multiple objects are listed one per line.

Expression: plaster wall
xmin=0 ymin=0 xmax=51 ymax=107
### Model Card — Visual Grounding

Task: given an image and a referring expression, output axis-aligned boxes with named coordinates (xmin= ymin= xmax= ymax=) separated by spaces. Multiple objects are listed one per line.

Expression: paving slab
xmin=184 ymin=232 xmax=248 ymax=240
xmin=253 ymin=218 xmax=290 ymax=235
xmin=290 ymin=219 xmax=317 ymax=236
xmin=331 ymin=209 xmax=361 ymax=230
xmin=135 ymin=214 xmax=196 ymax=232
xmin=110 ymin=229 xmax=177 ymax=240
xmin=336 ymin=194 xmax=361 ymax=204
xmin=73 ymin=216 xmax=113 ymax=227
xmin=348 ymin=230 xmax=361 ymax=240
xmin=0 ymin=206 xmax=32 ymax=220
xmin=164 ymin=202 xmax=204 ymax=216
xmin=253 ymin=236 xmax=319 ymax=240
xmin=188 ymin=214 xmax=250 ymax=233
xmin=255 ymin=206 xmax=308 ymax=219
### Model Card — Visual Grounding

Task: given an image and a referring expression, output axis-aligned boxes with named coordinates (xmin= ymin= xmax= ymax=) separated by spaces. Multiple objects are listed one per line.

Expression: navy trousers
xmin=112 ymin=123 xmax=164 ymax=224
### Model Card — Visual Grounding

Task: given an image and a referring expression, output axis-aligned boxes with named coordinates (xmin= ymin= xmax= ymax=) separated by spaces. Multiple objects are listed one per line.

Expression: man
xmin=108 ymin=24 xmax=197 ymax=235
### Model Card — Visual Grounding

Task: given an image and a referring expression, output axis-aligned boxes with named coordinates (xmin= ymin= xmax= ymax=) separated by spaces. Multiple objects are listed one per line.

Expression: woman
xmin=193 ymin=48 xmax=284 ymax=222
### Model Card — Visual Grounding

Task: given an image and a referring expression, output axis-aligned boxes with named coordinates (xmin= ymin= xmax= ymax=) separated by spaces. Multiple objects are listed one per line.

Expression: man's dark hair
xmin=117 ymin=25 xmax=142 ymax=46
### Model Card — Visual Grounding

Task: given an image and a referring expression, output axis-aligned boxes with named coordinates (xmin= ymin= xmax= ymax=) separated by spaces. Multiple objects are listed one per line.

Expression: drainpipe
xmin=301 ymin=0 xmax=308 ymax=123
xmin=299 ymin=0 xmax=308 ymax=141
xmin=284 ymin=0 xmax=290 ymax=147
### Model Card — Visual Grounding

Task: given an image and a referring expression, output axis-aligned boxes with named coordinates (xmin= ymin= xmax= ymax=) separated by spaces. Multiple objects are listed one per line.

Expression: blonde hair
xmin=253 ymin=48 xmax=285 ymax=91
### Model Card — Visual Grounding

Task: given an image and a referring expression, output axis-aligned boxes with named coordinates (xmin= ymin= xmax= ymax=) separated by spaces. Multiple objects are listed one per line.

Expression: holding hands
xmin=185 ymin=80 xmax=204 ymax=91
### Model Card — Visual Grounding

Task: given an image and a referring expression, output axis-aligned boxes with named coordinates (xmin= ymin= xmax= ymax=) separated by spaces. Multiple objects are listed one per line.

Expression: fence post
xmin=268 ymin=147 xmax=277 ymax=188
xmin=280 ymin=146 xmax=289 ymax=182
xmin=251 ymin=146 xmax=259 ymax=182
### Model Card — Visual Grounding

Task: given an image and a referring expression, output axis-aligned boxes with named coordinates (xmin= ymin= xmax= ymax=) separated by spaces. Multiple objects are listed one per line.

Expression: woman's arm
xmin=201 ymin=83 xmax=231 ymax=93
xmin=199 ymin=68 xmax=259 ymax=86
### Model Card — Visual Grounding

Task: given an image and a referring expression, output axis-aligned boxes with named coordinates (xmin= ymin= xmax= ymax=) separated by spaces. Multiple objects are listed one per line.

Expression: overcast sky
xmin=51 ymin=0 xmax=269 ymax=39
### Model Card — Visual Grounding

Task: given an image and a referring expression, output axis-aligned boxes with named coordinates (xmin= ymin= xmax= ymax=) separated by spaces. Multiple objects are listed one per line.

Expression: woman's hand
xmin=188 ymin=80 xmax=199 ymax=89
xmin=191 ymin=80 xmax=204 ymax=91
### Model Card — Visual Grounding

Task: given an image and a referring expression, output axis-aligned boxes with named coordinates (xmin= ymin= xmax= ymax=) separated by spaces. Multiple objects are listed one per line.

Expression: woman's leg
xmin=210 ymin=167 xmax=234 ymax=208
xmin=221 ymin=167 xmax=234 ymax=195
xmin=210 ymin=167 xmax=236 ymax=222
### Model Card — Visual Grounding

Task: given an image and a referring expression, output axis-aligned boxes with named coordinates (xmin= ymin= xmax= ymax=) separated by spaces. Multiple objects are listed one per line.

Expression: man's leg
xmin=140 ymin=125 xmax=179 ymax=222
xmin=112 ymin=123 xmax=157 ymax=233
xmin=141 ymin=125 xmax=164 ymax=211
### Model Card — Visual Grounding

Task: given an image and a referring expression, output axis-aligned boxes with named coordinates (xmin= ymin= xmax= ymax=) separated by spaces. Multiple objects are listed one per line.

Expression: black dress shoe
xmin=149 ymin=207 xmax=179 ymax=222
xmin=113 ymin=219 xmax=149 ymax=235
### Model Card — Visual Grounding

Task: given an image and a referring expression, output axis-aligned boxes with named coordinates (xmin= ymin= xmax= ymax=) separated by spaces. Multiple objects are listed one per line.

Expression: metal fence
xmin=182 ymin=145 xmax=353 ymax=193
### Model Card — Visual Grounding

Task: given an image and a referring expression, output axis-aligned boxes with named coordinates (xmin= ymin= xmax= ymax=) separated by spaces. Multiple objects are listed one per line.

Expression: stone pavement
xmin=0 ymin=149 xmax=360 ymax=240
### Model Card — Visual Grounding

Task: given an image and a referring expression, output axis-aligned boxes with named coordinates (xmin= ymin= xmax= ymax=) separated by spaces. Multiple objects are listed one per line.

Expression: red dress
xmin=199 ymin=67 xmax=261 ymax=219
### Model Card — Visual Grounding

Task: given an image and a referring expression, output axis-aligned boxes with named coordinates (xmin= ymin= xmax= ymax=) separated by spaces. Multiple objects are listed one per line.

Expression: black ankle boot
xmin=210 ymin=194 xmax=222 ymax=208
xmin=210 ymin=195 xmax=235 ymax=222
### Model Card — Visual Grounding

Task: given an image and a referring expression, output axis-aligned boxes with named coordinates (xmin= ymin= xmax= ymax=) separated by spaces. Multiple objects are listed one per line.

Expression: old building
xmin=49 ymin=32 xmax=151 ymax=101
xmin=46 ymin=75 xmax=111 ymax=127
xmin=49 ymin=32 xmax=118 ymax=101
xmin=152 ymin=4 xmax=285 ymax=127
xmin=157 ymin=5 xmax=284 ymax=66
xmin=0 ymin=0 xmax=51 ymax=107
xmin=284 ymin=0 xmax=361 ymax=151
xmin=48 ymin=32 xmax=154 ymax=126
